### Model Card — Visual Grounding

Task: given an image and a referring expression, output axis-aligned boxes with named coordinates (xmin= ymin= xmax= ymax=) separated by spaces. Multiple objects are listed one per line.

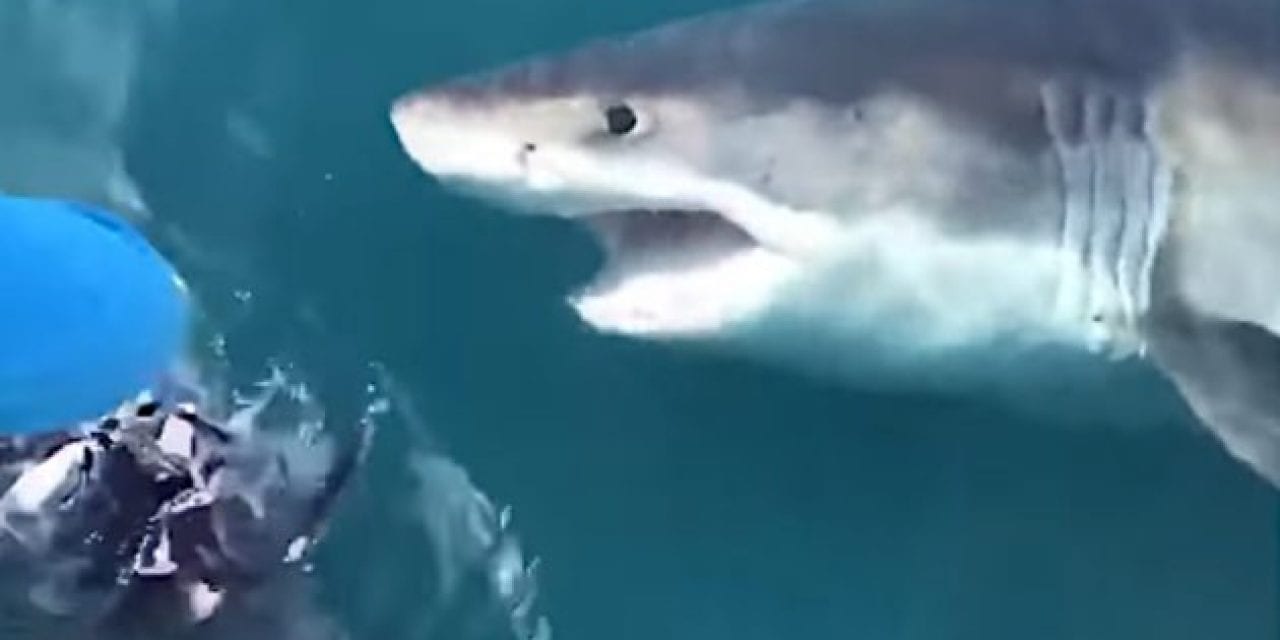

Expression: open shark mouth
xmin=383 ymin=94 xmax=817 ymax=339
xmin=568 ymin=208 xmax=799 ymax=338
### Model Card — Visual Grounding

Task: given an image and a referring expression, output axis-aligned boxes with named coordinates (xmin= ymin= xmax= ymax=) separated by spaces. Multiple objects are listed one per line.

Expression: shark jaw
xmin=389 ymin=97 xmax=820 ymax=339
xmin=570 ymin=209 xmax=801 ymax=337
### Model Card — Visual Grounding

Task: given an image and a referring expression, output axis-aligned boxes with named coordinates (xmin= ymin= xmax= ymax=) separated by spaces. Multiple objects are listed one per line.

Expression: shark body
xmin=390 ymin=0 xmax=1280 ymax=486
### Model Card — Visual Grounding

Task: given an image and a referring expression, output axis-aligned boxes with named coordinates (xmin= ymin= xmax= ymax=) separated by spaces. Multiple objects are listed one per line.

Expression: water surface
xmin=5 ymin=0 xmax=1278 ymax=638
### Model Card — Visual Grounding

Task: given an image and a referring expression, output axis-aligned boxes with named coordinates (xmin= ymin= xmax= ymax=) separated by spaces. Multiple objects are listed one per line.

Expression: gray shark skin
xmin=390 ymin=0 xmax=1280 ymax=486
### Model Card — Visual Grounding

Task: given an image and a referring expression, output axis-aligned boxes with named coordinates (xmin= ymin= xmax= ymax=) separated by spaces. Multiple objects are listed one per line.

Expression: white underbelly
xmin=758 ymin=215 xmax=1114 ymax=357
xmin=720 ymin=215 xmax=1183 ymax=427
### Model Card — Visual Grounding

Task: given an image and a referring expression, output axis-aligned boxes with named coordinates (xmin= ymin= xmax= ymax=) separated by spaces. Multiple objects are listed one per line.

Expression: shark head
xmin=388 ymin=2 xmax=1071 ymax=346
xmin=391 ymin=41 xmax=815 ymax=337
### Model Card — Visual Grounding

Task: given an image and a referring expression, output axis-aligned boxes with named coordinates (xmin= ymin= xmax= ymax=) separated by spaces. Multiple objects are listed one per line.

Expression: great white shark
xmin=389 ymin=0 xmax=1280 ymax=486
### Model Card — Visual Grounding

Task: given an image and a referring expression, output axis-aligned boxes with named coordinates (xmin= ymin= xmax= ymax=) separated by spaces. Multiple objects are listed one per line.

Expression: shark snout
xmin=389 ymin=93 xmax=454 ymax=173
xmin=390 ymin=92 xmax=529 ymax=183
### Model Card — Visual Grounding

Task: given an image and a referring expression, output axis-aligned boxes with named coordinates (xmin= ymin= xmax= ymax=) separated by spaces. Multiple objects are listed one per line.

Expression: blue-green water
xmin=5 ymin=0 xmax=1279 ymax=638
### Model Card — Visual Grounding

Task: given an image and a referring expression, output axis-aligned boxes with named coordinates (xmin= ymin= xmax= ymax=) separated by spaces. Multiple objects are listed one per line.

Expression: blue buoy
xmin=0 ymin=194 xmax=191 ymax=434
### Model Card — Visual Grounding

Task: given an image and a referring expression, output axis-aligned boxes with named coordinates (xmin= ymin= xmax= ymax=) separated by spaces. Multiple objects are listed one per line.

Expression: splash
xmin=0 ymin=334 xmax=376 ymax=630
xmin=155 ymin=353 xmax=552 ymax=640
xmin=371 ymin=368 xmax=550 ymax=640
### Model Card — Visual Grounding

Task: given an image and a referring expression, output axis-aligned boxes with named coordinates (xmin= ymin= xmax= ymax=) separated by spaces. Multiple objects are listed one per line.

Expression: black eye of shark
xmin=603 ymin=103 xmax=638 ymax=136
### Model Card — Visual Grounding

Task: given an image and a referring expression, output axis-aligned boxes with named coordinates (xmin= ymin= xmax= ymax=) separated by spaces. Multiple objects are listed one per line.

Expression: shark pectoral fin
xmin=1144 ymin=306 xmax=1280 ymax=488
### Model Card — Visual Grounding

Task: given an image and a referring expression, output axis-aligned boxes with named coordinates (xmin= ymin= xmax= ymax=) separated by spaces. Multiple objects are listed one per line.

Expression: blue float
xmin=0 ymin=194 xmax=190 ymax=434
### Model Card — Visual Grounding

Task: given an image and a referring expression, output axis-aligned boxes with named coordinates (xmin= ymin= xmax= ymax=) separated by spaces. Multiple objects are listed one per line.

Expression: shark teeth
xmin=581 ymin=209 xmax=753 ymax=260
xmin=571 ymin=209 xmax=798 ymax=337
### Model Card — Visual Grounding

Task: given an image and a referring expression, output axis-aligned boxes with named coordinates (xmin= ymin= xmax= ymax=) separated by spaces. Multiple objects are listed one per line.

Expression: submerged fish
xmin=390 ymin=0 xmax=1280 ymax=485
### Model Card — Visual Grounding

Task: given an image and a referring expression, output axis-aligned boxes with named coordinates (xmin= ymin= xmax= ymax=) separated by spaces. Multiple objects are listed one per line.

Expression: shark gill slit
xmin=1043 ymin=81 xmax=1172 ymax=350
xmin=1115 ymin=98 xmax=1149 ymax=326
xmin=1105 ymin=96 xmax=1131 ymax=322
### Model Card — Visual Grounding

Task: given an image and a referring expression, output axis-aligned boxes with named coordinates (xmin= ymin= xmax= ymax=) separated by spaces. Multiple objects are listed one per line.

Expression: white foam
xmin=4 ymin=442 xmax=88 ymax=513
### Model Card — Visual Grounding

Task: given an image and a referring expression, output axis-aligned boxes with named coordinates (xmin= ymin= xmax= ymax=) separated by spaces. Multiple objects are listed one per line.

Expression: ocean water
xmin=3 ymin=0 xmax=1279 ymax=638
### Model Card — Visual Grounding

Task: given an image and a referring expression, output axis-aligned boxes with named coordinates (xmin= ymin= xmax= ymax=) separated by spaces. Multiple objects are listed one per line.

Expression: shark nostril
xmin=518 ymin=142 xmax=538 ymax=167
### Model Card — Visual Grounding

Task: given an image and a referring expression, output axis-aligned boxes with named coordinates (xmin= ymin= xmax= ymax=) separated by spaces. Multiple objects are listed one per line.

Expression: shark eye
xmin=603 ymin=103 xmax=639 ymax=136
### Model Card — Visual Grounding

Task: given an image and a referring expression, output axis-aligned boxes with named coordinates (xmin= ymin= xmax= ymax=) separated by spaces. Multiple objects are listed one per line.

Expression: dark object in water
xmin=0 ymin=394 xmax=373 ymax=631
